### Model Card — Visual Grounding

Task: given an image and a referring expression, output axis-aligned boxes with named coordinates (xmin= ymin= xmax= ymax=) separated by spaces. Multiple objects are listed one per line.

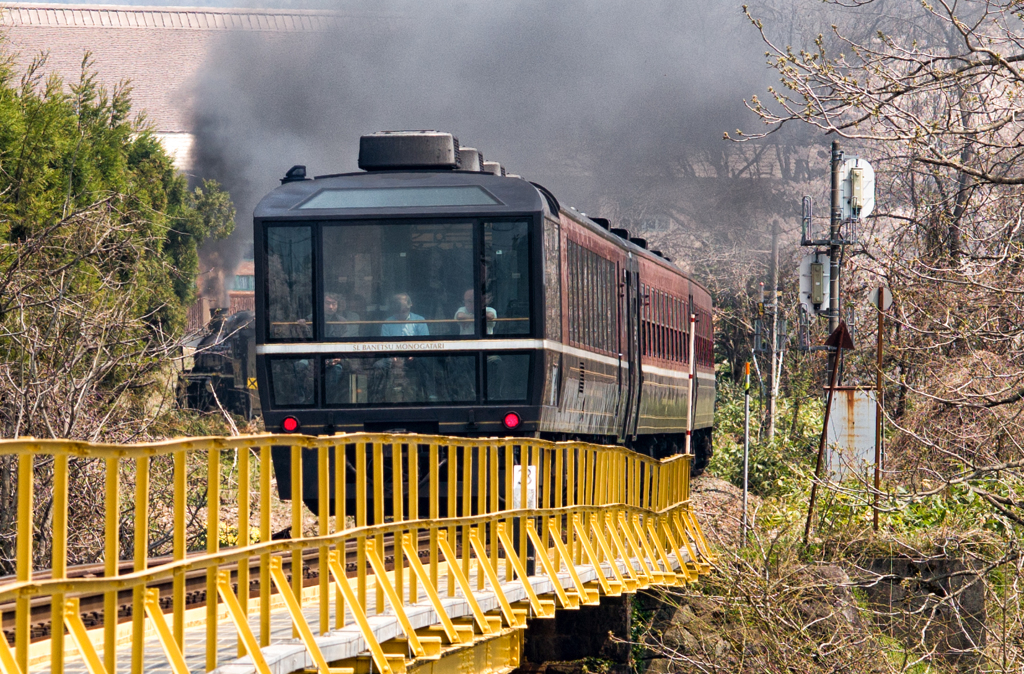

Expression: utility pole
xmin=767 ymin=220 xmax=779 ymax=440
xmin=869 ymin=285 xmax=891 ymax=531
xmin=742 ymin=361 xmax=751 ymax=546
xmin=828 ymin=140 xmax=842 ymax=372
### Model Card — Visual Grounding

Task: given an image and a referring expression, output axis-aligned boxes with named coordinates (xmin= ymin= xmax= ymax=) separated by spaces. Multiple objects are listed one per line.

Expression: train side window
xmin=677 ymin=298 xmax=682 ymax=361
xmin=640 ymin=284 xmax=647 ymax=356
xmin=663 ymin=293 xmax=668 ymax=359
xmin=665 ymin=294 xmax=670 ymax=361
xmin=672 ymin=296 xmax=678 ymax=361
xmin=657 ymin=292 xmax=662 ymax=360
xmin=266 ymin=226 xmax=314 ymax=341
xmin=584 ymin=251 xmax=593 ymax=347
xmin=484 ymin=221 xmax=531 ymax=336
xmin=651 ymin=290 xmax=657 ymax=358
xmin=657 ymin=292 xmax=664 ymax=359
xmin=566 ymin=240 xmax=615 ymax=353
xmin=675 ymin=297 xmax=681 ymax=361
xmin=669 ymin=295 xmax=674 ymax=361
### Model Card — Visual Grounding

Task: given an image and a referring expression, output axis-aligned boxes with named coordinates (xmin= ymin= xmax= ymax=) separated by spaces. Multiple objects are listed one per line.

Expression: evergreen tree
xmin=0 ymin=51 xmax=236 ymax=440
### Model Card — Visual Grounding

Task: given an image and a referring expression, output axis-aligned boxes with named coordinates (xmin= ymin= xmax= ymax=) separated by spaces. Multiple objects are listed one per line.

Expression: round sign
xmin=868 ymin=287 xmax=893 ymax=311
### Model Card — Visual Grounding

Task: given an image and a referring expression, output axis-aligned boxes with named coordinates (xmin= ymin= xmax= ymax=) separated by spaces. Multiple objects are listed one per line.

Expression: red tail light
xmin=282 ymin=416 xmax=300 ymax=433
xmin=503 ymin=412 xmax=521 ymax=430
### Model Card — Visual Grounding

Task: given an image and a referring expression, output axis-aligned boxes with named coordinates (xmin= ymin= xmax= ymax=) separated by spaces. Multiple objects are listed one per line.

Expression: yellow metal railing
xmin=0 ymin=434 xmax=713 ymax=674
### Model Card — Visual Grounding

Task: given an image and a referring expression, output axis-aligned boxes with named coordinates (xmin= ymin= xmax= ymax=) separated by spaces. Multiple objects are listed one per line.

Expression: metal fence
xmin=0 ymin=434 xmax=712 ymax=674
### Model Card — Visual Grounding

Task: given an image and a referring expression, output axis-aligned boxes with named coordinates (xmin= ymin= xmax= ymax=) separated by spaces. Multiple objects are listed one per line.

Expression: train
xmin=180 ymin=308 xmax=259 ymax=418
xmin=250 ymin=131 xmax=716 ymax=505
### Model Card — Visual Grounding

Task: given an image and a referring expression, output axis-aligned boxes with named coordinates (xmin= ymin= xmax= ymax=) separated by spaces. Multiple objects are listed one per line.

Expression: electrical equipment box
xmin=849 ymin=167 xmax=864 ymax=211
xmin=840 ymin=157 xmax=875 ymax=220
xmin=810 ymin=262 xmax=824 ymax=305
xmin=799 ymin=252 xmax=830 ymax=315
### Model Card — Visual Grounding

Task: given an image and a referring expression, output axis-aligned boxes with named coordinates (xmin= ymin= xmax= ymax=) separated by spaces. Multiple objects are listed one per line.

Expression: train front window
xmin=322 ymin=222 xmax=474 ymax=337
xmin=322 ymin=354 xmax=477 ymax=405
xmin=483 ymin=221 xmax=530 ymax=335
xmin=269 ymin=357 xmax=315 ymax=406
xmin=266 ymin=226 xmax=314 ymax=341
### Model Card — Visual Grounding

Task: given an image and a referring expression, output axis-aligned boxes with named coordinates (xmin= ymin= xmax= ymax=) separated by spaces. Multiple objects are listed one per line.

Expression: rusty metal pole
xmin=873 ymin=287 xmax=885 ymax=531
xmin=804 ymin=346 xmax=841 ymax=545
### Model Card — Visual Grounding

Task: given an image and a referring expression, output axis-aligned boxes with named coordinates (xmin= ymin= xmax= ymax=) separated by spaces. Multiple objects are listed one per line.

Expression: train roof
xmin=253 ymin=166 xmax=710 ymax=298
xmin=254 ymin=170 xmax=545 ymax=220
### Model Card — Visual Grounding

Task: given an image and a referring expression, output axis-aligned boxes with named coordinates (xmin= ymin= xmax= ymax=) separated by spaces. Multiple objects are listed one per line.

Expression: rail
xmin=0 ymin=433 xmax=713 ymax=674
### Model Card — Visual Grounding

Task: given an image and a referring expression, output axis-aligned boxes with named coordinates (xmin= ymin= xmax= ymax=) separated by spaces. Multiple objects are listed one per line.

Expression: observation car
xmin=253 ymin=131 xmax=715 ymax=506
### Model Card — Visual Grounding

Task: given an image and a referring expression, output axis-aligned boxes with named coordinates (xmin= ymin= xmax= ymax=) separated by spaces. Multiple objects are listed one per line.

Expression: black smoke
xmin=190 ymin=0 xmax=772 ymax=281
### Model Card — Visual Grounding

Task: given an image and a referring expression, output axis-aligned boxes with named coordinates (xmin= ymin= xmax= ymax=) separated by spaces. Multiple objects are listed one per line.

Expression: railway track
xmin=1 ymin=530 xmax=440 ymax=645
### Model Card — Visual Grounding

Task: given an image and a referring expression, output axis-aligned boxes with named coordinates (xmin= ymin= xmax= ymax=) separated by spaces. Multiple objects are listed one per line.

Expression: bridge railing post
xmin=105 ymin=454 xmax=121 ymax=672
xmin=15 ymin=452 xmax=32 ymax=673
xmin=132 ymin=454 xmax=150 ymax=674
xmin=317 ymin=441 xmax=330 ymax=635
xmin=170 ymin=450 xmax=186 ymax=654
xmin=50 ymin=452 xmax=68 ymax=674
xmin=445 ymin=442 xmax=456 ymax=598
xmin=503 ymin=441 xmax=515 ymax=582
xmin=356 ymin=438 xmax=367 ymax=612
xmin=390 ymin=440 xmax=404 ymax=608
xmin=408 ymin=439 xmax=418 ymax=604
xmin=333 ymin=441 xmax=346 ymax=630
xmin=259 ymin=444 xmax=272 ymax=645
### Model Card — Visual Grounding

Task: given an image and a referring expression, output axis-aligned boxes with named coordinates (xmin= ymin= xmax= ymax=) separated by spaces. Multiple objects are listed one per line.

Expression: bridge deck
xmin=39 ymin=554 xmax=686 ymax=674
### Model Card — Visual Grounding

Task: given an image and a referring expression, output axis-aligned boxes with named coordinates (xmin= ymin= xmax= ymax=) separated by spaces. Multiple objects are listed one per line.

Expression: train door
xmin=621 ymin=261 xmax=643 ymax=440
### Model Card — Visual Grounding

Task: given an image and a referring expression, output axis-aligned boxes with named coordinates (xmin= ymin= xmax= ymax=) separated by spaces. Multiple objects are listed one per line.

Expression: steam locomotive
xmin=252 ymin=131 xmax=716 ymax=486
xmin=180 ymin=308 xmax=259 ymax=419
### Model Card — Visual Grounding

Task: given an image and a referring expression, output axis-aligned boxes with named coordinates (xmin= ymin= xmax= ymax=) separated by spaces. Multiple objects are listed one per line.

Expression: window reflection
xmin=486 ymin=353 xmax=530 ymax=401
xmin=270 ymin=357 xmax=315 ymax=406
xmin=323 ymin=355 xmax=477 ymax=405
xmin=267 ymin=227 xmax=313 ymax=340
xmin=321 ymin=222 xmax=473 ymax=337
xmin=483 ymin=222 xmax=530 ymax=335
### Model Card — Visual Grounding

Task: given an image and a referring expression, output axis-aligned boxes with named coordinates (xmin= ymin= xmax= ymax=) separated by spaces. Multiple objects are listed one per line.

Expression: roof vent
xmin=630 ymin=237 xmax=648 ymax=249
xmin=611 ymin=228 xmax=630 ymax=240
xmin=459 ymin=147 xmax=483 ymax=171
xmin=592 ymin=217 xmax=610 ymax=230
xmin=506 ymin=173 xmax=522 ymax=179
xmin=482 ymin=161 xmax=505 ymax=176
xmin=652 ymin=249 xmax=664 ymax=257
xmin=358 ymin=131 xmax=460 ymax=171
xmin=281 ymin=165 xmax=308 ymax=184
